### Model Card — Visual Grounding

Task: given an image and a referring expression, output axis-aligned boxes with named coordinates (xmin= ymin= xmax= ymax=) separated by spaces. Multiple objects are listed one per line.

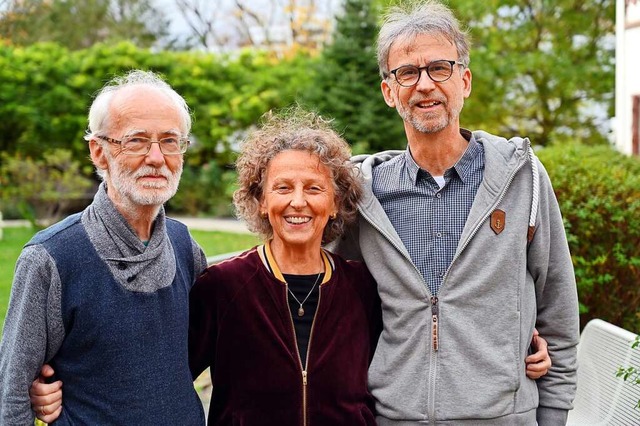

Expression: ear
xmin=88 ymin=139 xmax=109 ymax=172
xmin=381 ymin=79 xmax=396 ymax=108
xmin=332 ymin=197 xmax=339 ymax=217
xmin=258 ymin=196 xmax=267 ymax=216
xmin=462 ymin=67 xmax=472 ymax=99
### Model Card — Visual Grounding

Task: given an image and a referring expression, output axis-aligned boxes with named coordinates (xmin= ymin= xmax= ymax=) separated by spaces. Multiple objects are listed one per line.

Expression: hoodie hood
xmin=351 ymin=130 xmax=532 ymax=252
xmin=353 ymin=130 xmax=531 ymax=190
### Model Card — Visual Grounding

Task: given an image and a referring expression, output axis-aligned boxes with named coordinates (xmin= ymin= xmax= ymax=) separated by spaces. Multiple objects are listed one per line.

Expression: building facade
xmin=616 ymin=0 xmax=640 ymax=155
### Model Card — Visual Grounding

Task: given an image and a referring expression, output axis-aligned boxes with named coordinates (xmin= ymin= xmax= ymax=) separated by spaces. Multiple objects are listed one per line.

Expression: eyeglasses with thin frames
xmin=388 ymin=60 xmax=465 ymax=87
xmin=96 ymin=135 xmax=190 ymax=156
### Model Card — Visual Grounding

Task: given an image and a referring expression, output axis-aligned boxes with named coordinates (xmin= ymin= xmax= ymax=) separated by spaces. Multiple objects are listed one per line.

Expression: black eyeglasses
xmin=388 ymin=60 xmax=465 ymax=87
xmin=96 ymin=135 xmax=190 ymax=156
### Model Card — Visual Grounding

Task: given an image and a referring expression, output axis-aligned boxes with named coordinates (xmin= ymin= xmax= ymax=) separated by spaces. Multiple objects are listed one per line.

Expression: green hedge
xmin=538 ymin=143 xmax=640 ymax=332
xmin=0 ymin=41 xmax=316 ymax=216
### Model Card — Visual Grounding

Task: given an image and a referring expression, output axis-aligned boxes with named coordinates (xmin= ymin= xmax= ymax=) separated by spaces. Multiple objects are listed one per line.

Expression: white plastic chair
xmin=566 ymin=319 xmax=640 ymax=425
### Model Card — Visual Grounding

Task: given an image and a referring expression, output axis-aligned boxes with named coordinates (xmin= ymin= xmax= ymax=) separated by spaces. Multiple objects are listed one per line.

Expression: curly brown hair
xmin=233 ymin=106 xmax=362 ymax=244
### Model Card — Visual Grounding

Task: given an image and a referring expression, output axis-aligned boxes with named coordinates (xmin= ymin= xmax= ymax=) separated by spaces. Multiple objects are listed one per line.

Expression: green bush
xmin=0 ymin=149 xmax=94 ymax=226
xmin=538 ymin=143 xmax=640 ymax=332
xmin=0 ymin=41 xmax=315 ymax=218
xmin=616 ymin=336 xmax=640 ymax=410
xmin=167 ymin=163 xmax=237 ymax=217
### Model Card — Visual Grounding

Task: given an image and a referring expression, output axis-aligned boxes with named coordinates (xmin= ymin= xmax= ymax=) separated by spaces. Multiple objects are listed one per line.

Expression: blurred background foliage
xmin=1 ymin=0 xmax=636 ymax=332
xmin=538 ymin=144 xmax=640 ymax=332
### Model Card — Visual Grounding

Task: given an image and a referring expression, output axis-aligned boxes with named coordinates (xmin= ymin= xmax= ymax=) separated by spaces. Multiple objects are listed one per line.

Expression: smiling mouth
xmin=285 ymin=216 xmax=311 ymax=224
xmin=416 ymin=100 xmax=442 ymax=108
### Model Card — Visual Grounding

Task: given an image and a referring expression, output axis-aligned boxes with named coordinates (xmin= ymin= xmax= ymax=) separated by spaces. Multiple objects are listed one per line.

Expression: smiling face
xmin=381 ymin=33 xmax=472 ymax=136
xmin=89 ymin=86 xmax=184 ymax=213
xmin=260 ymin=150 xmax=337 ymax=254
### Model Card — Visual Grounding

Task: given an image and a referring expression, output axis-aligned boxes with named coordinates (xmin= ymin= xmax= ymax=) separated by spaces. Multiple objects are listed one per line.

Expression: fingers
xmin=34 ymin=403 xmax=62 ymax=424
xmin=526 ymin=360 xmax=549 ymax=379
xmin=525 ymin=334 xmax=552 ymax=379
xmin=29 ymin=378 xmax=62 ymax=398
xmin=30 ymin=364 xmax=62 ymax=398
xmin=30 ymin=384 xmax=63 ymax=423
xmin=30 ymin=375 xmax=63 ymax=422
xmin=39 ymin=364 xmax=56 ymax=379
xmin=533 ymin=333 xmax=547 ymax=351
xmin=526 ymin=368 xmax=545 ymax=379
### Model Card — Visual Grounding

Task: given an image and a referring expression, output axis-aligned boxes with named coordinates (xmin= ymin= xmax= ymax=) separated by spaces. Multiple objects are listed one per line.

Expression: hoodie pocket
xmin=434 ymin=309 xmax=522 ymax=420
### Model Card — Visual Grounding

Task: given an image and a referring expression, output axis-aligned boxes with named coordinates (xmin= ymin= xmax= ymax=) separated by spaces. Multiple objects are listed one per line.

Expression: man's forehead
xmin=392 ymin=33 xmax=456 ymax=57
xmin=110 ymin=85 xmax=172 ymax=108
xmin=108 ymin=86 xmax=182 ymax=132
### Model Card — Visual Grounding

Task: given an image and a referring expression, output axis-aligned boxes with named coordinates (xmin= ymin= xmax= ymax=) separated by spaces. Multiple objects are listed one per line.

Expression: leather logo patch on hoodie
xmin=490 ymin=209 xmax=506 ymax=235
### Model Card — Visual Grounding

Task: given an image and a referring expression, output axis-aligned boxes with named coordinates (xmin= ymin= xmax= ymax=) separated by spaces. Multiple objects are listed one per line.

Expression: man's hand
xmin=30 ymin=364 xmax=63 ymax=423
xmin=525 ymin=328 xmax=552 ymax=379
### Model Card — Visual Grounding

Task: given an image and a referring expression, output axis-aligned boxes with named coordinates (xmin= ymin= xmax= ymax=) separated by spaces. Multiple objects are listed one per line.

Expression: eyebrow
xmin=123 ymin=128 xmax=182 ymax=138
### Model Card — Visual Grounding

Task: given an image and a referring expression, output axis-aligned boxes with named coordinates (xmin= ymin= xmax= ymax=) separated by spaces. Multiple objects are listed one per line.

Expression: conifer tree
xmin=301 ymin=0 xmax=405 ymax=153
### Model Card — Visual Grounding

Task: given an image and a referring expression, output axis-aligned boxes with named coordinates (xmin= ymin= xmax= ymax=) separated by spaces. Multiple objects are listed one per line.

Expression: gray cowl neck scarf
xmin=81 ymin=182 xmax=176 ymax=293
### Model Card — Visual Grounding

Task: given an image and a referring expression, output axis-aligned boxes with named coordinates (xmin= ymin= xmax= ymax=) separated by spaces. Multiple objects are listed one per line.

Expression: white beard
xmin=107 ymin=159 xmax=182 ymax=207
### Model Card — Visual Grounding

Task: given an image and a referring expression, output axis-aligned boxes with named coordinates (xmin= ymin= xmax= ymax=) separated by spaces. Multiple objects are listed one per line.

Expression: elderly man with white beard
xmin=0 ymin=70 xmax=208 ymax=425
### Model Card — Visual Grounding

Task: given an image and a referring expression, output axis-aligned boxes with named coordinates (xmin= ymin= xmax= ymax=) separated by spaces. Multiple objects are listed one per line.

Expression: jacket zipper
xmin=360 ymin=145 xmax=529 ymax=424
xmin=358 ymin=210 xmax=437 ymax=346
xmin=285 ymin=283 xmax=322 ymax=426
xmin=431 ymin=296 xmax=439 ymax=351
xmin=302 ymin=370 xmax=308 ymax=426
xmin=358 ymin=210 xmax=440 ymax=423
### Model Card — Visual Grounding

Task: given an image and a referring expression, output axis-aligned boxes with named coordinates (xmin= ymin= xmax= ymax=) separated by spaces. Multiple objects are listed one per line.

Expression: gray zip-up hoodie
xmin=330 ymin=131 xmax=579 ymax=425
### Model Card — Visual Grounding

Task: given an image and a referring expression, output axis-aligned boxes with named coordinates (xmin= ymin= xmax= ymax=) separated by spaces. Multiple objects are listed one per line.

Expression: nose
xmin=289 ymin=187 xmax=307 ymax=208
xmin=415 ymin=69 xmax=436 ymax=91
xmin=145 ymin=142 xmax=166 ymax=167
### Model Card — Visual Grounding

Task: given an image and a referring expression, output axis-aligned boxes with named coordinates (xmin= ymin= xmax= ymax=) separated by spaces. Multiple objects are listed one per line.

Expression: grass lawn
xmin=190 ymin=229 xmax=260 ymax=258
xmin=0 ymin=226 xmax=260 ymax=338
xmin=0 ymin=227 xmax=34 ymax=336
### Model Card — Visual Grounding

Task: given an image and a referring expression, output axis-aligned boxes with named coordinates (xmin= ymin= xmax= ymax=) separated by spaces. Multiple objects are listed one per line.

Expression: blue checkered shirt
xmin=372 ymin=130 xmax=485 ymax=295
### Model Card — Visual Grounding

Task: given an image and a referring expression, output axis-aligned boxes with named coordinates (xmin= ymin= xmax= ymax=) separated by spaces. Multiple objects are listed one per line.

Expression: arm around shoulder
xmin=190 ymin=238 xmax=208 ymax=276
xmin=325 ymin=219 xmax=364 ymax=262
xmin=0 ymin=245 xmax=64 ymax=424
xmin=188 ymin=267 xmax=218 ymax=379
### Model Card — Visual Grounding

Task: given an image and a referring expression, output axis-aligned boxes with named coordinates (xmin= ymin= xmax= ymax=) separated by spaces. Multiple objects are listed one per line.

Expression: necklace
xmin=286 ymin=272 xmax=323 ymax=317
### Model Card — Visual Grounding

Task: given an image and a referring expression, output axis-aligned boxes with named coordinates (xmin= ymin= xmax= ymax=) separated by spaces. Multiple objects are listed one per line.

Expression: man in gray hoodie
xmin=330 ymin=1 xmax=579 ymax=425
xmin=0 ymin=70 xmax=208 ymax=425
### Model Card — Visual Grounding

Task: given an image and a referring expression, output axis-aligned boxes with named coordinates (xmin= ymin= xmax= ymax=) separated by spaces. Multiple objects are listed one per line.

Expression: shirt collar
xmin=403 ymin=148 xmax=422 ymax=184
xmin=404 ymin=128 xmax=479 ymax=184
xmin=453 ymin=129 xmax=480 ymax=184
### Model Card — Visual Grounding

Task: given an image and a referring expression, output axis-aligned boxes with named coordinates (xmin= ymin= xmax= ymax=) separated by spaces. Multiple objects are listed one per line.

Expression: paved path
xmin=171 ymin=216 xmax=251 ymax=234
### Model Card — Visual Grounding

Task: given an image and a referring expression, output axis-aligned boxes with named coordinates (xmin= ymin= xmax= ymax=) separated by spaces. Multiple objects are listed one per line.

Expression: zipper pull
xmin=431 ymin=296 xmax=439 ymax=351
xmin=302 ymin=370 xmax=308 ymax=386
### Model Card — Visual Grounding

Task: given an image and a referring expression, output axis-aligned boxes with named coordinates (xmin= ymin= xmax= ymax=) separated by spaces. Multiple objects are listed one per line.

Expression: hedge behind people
xmin=538 ymin=143 xmax=640 ymax=332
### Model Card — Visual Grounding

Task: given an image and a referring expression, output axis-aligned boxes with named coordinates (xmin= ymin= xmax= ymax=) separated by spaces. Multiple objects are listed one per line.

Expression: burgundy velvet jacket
xmin=188 ymin=245 xmax=382 ymax=426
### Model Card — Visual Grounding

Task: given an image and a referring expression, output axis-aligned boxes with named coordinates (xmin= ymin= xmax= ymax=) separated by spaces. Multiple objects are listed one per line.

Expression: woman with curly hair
xmin=187 ymin=106 xmax=381 ymax=425
xmin=30 ymin=104 xmax=551 ymax=424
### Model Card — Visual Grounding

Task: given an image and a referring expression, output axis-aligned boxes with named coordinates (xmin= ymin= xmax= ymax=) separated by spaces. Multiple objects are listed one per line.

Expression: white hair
xmin=86 ymin=69 xmax=192 ymax=139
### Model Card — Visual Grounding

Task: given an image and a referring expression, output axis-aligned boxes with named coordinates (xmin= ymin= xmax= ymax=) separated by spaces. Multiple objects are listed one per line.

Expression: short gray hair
xmin=86 ymin=70 xmax=192 ymax=139
xmin=377 ymin=0 xmax=471 ymax=79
